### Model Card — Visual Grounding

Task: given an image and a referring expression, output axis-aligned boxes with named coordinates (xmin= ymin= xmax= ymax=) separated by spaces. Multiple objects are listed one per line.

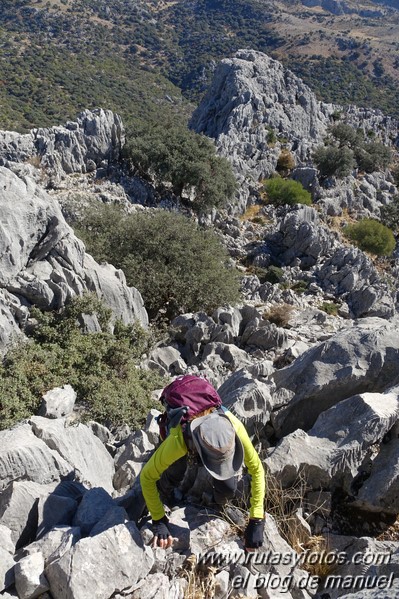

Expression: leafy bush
xmin=263 ymin=177 xmax=312 ymax=206
xmin=123 ymin=117 xmax=237 ymax=213
xmin=314 ymin=124 xmax=392 ymax=179
xmin=0 ymin=295 xmax=163 ymax=431
xmin=76 ymin=206 xmax=240 ymax=321
xmin=354 ymin=142 xmax=392 ymax=173
xmin=313 ymin=145 xmax=355 ymax=178
xmin=344 ymin=218 xmax=396 ymax=256
xmin=264 ymin=265 xmax=284 ymax=284
xmin=329 ymin=123 xmax=362 ymax=148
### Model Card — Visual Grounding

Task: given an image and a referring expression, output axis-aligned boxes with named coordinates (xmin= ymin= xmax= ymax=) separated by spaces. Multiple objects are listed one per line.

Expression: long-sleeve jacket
xmin=140 ymin=409 xmax=265 ymax=521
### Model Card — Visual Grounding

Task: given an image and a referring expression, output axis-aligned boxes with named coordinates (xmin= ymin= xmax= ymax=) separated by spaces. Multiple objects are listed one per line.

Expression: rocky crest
xmin=191 ymin=49 xmax=399 ymax=218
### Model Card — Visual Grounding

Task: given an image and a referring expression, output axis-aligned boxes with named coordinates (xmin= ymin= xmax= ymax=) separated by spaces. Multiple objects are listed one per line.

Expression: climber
xmin=140 ymin=375 xmax=266 ymax=552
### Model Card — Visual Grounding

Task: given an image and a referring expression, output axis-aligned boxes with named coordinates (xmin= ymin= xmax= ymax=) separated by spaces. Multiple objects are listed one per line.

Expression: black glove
xmin=244 ymin=518 xmax=265 ymax=549
xmin=152 ymin=516 xmax=171 ymax=541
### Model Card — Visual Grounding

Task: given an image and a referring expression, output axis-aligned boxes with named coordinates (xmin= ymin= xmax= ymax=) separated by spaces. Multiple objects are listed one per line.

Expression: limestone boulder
xmin=266 ymin=389 xmax=399 ymax=495
xmin=30 ymin=417 xmax=115 ymax=493
xmin=14 ymin=552 xmax=50 ymax=599
xmin=218 ymin=369 xmax=273 ymax=436
xmin=38 ymin=385 xmax=76 ymax=419
xmin=45 ymin=523 xmax=154 ymax=599
xmin=271 ymin=317 xmax=399 ymax=438
xmin=0 ymin=424 xmax=71 ymax=493
xmin=0 ymin=548 xmax=15 ymax=593
xmin=0 ymin=481 xmax=55 ymax=548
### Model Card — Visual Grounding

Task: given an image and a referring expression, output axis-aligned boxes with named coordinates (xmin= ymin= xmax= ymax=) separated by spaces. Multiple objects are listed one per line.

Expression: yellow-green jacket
xmin=140 ymin=409 xmax=265 ymax=521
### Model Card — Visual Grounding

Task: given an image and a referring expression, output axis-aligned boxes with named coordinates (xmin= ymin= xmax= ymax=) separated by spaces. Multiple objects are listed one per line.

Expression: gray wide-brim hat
xmin=190 ymin=412 xmax=244 ymax=480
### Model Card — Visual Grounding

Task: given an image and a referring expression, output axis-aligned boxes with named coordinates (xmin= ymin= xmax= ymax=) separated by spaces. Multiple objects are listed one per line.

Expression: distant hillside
xmin=0 ymin=0 xmax=398 ymax=133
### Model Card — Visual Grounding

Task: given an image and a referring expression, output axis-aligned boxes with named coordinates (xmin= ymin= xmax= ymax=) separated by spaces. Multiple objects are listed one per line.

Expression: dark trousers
xmin=158 ymin=455 xmax=237 ymax=506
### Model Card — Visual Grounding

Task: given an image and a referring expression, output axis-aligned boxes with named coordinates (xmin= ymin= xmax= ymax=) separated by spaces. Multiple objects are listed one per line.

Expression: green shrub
xmin=319 ymin=302 xmax=339 ymax=316
xmin=264 ymin=265 xmax=284 ymax=284
xmin=0 ymin=295 xmax=163 ymax=431
xmin=313 ymin=145 xmax=355 ymax=178
xmin=290 ymin=280 xmax=308 ymax=293
xmin=263 ymin=177 xmax=312 ymax=206
xmin=344 ymin=218 xmax=396 ymax=256
xmin=123 ymin=117 xmax=237 ymax=213
xmin=354 ymin=142 xmax=392 ymax=173
xmin=76 ymin=206 xmax=240 ymax=321
xmin=329 ymin=123 xmax=362 ymax=148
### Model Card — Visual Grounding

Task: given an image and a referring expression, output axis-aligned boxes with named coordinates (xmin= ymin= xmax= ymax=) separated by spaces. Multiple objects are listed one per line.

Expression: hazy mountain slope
xmin=0 ymin=0 xmax=398 ymax=134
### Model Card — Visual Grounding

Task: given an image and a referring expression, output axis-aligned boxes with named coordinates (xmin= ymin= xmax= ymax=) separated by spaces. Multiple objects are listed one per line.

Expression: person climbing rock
xmin=140 ymin=375 xmax=266 ymax=551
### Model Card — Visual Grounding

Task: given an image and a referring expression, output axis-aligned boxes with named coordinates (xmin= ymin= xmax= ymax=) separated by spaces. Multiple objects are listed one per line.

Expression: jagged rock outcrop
xmin=191 ymin=49 xmax=333 ymax=182
xmin=191 ymin=49 xmax=398 ymax=224
xmin=0 ymin=165 xmax=148 ymax=352
xmin=0 ymin=109 xmax=125 ymax=184
xmin=266 ymin=205 xmax=395 ymax=318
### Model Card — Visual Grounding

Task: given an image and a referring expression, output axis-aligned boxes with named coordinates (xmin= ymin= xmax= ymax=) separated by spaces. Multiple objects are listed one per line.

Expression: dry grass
xmin=181 ymin=554 xmax=218 ymax=599
xmin=240 ymin=204 xmax=270 ymax=226
xmin=263 ymin=303 xmax=294 ymax=327
xmin=25 ymin=155 xmax=42 ymax=169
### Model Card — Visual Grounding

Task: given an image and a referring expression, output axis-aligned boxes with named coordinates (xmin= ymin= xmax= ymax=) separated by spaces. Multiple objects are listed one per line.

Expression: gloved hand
xmin=244 ymin=517 xmax=265 ymax=551
xmin=152 ymin=516 xmax=173 ymax=549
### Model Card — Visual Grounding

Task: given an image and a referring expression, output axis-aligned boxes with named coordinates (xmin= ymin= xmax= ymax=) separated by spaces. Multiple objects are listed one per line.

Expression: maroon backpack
xmin=158 ymin=375 xmax=222 ymax=440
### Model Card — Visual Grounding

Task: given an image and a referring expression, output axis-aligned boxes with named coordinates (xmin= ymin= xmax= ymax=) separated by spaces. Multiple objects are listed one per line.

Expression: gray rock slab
xmin=321 ymin=536 xmax=399 ymax=599
xmin=87 ymin=421 xmax=114 ymax=445
xmin=21 ymin=526 xmax=81 ymax=567
xmin=354 ymin=437 xmax=399 ymax=514
xmin=0 ymin=481 xmax=56 ymax=548
xmin=89 ymin=506 xmax=128 ymax=537
xmin=129 ymin=573 xmax=170 ymax=599
xmin=0 ymin=524 xmax=15 ymax=555
xmin=38 ymin=385 xmax=76 ymax=419
xmin=30 ymin=417 xmax=115 ymax=493
xmin=218 ymin=369 xmax=273 ymax=436
xmin=45 ymin=522 xmax=154 ymax=599
xmin=266 ymin=389 xmax=399 ymax=492
xmin=0 ymin=547 xmax=15 ymax=592
xmin=271 ymin=317 xmax=399 ymax=438
xmin=14 ymin=552 xmax=49 ymax=599
xmin=114 ymin=430 xmax=154 ymax=470
xmin=0 ymin=424 xmax=71 ymax=493
xmin=36 ymin=494 xmax=77 ymax=539
xmin=72 ymin=487 xmax=115 ymax=536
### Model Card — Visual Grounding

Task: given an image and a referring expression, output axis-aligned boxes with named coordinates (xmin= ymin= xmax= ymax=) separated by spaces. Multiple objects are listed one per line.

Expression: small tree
xmin=329 ymin=123 xmax=363 ymax=148
xmin=354 ymin=142 xmax=392 ymax=173
xmin=263 ymin=177 xmax=311 ymax=206
xmin=344 ymin=218 xmax=396 ymax=256
xmin=76 ymin=206 xmax=240 ymax=320
xmin=123 ymin=117 xmax=237 ymax=213
xmin=313 ymin=145 xmax=355 ymax=178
